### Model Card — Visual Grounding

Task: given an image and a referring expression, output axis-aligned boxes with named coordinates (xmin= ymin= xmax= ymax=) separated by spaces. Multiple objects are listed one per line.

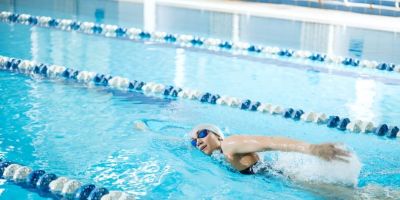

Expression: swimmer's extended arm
xmin=221 ymin=135 xmax=350 ymax=162
xmin=134 ymin=120 xmax=187 ymax=142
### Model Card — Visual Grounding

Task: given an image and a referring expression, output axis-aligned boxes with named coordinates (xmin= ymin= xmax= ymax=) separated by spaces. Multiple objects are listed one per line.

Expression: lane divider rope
xmin=0 ymin=159 xmax=135 ymax=200
xmin=0 ymin=11 xmax=399 ymax=74
xmin=0 ymin=55 xmax=398 ymax=139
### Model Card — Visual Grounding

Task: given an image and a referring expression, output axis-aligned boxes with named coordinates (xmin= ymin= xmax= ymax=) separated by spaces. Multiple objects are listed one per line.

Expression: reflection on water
xmin=347 ymin=79 xmax=377 ymax=123
xmin=174 ymin=48 xmax=186 ymax=87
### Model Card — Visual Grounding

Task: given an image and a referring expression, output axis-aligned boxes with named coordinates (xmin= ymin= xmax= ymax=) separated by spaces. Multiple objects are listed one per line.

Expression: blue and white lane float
xmin=0 ymin=11 xmax=399 ymax=74
xmin=0 ymin=159 xmax=135 ymax=200
xmin=0 ymin=55 xmax=398 ymax=139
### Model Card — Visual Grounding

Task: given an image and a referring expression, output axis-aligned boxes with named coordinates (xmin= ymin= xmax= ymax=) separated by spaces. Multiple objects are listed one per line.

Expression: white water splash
xmin=273 ymin=150 xmax=361 ymax=186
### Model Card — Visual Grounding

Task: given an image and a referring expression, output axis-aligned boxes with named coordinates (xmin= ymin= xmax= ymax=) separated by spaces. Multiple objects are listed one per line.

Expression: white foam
xmin=273 ymin=148 xmax=361 ymax=186
xmin=356 ymin=184 xmax=400 ymax=199
xmin=101 ymin=191 xmax=136 ymax=200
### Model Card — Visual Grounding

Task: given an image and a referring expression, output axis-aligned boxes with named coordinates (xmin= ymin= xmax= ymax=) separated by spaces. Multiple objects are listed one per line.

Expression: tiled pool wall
xmin=252 ymin=0 xmax=400 ymax=17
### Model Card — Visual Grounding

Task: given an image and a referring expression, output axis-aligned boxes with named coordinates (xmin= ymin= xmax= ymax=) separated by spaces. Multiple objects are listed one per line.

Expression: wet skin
xmin=191 ymin=130 xmax=350 ymax=171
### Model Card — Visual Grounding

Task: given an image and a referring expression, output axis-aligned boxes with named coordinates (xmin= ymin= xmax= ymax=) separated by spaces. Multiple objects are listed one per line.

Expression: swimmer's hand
xmin=309 ymin=143 xmax=350 ymax=162
xmin=134 ymin=120 xmax=148 ymax=131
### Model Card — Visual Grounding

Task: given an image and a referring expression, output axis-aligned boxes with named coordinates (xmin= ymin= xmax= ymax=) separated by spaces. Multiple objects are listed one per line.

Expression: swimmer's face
xmin=191 ymin=130 xmax=221 ymax=155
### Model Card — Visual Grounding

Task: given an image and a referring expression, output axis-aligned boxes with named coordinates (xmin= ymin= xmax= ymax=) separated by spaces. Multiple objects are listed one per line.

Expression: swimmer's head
xmin=189 ymin=124 xmax=224 ymax=155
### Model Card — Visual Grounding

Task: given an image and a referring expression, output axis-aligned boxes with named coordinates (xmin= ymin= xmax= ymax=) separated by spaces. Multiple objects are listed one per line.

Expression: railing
xmin=253 ymin=0 xmax=400 ymax=16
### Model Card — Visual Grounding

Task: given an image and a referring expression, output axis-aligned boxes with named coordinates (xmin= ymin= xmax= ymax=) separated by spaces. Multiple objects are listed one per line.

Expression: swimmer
xmin=135 ymin=121 xmax=400 ymax=199
xmin=190 ymin=124 xmax=351 ymax=175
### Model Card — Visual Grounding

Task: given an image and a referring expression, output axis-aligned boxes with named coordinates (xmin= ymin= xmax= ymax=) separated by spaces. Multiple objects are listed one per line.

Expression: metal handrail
xmin=263 ymin=0 xmax=400 ymax=10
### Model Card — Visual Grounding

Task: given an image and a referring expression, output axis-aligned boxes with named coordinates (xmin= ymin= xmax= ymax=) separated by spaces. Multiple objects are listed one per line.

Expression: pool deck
xmin=127 ymin=0 xmax=400 ymax=32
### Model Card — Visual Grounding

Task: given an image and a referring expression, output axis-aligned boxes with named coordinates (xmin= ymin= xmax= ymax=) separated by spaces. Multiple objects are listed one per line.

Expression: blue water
xmin=1 ymin=22 xmax=399 ymax=125
xmin=1 ymin=0 xmax=400 ymax=199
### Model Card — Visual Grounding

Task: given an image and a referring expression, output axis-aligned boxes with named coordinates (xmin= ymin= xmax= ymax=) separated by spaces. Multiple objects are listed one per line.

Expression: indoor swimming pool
xmin=1 ymin=0 xmax=400 ymax=199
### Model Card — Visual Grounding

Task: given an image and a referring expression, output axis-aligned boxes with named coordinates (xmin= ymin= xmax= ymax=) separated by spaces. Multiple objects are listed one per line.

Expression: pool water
xmin=1 ymin=0 xmax=400 ymax=199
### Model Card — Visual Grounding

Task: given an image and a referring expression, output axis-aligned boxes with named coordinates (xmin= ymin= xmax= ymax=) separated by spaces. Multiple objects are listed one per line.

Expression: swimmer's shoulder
xmin=223 ymin=134 xmax=253 ymax=141
xmin=221 ymin=134 xmax=246 ymax=155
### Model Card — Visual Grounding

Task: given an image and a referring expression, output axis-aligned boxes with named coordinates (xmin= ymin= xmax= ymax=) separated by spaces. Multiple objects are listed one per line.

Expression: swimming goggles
xmin=191 ymin=129 xmax=208 ymax=147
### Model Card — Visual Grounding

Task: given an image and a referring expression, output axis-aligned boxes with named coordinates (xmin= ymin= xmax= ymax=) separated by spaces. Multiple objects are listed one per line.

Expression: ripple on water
xmin=84 ymin=149 xmax=172 ymax=198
